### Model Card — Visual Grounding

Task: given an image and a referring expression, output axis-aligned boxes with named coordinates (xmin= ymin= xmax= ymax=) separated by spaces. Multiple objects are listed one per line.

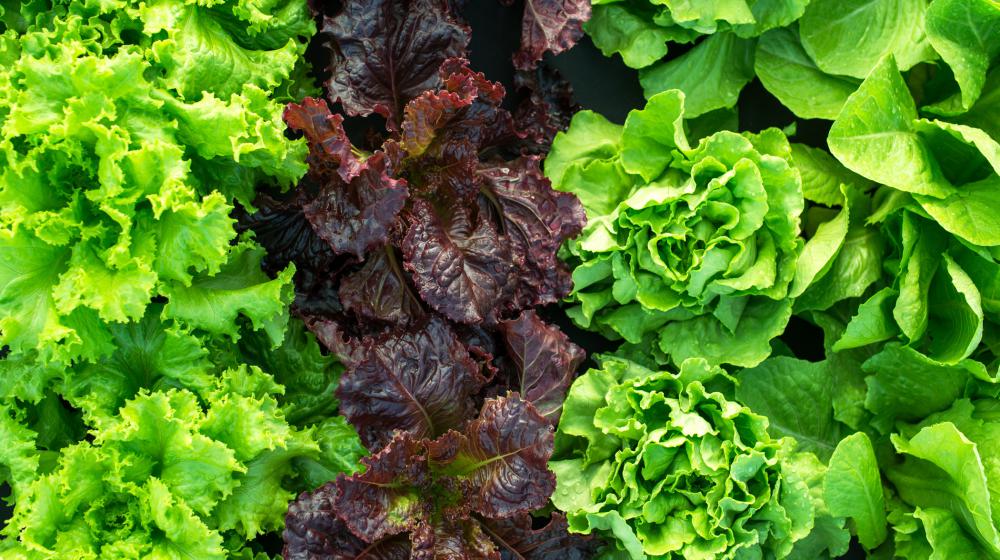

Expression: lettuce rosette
xmin=546 ymin=90 xmax=803 ymax=367
xmin=550 ymin=356 xmax=814 ymax=559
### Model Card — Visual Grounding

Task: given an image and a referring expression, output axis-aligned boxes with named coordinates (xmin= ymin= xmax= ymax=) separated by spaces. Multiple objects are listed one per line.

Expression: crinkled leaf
xmin=303 ymin=151 xmax=409 ymax=259
xmin=497 ymin=311 xmax=584 ymax=424
xmin=334 ymin=433 xmax=430 ymax=542
xmin=402 ymin=199 xmax=516 ymax=325
xmin=284 ymin=97 xmax=363 ymax=182
xmin=322 ymin=0 xmax=469 ymax=125
xmin=284 ymin=486 xmax=413 ymax=560
xmin=160 ymin=238 xmax=294 ymax=346
xmin=485 ymin=513 xmax=600 ymax=559
xmin=512 ymin=0 xmax=590 ymax=70
xmin=336 ymin=317 xmax=483 ymax=450
xmin=429 ymin=395 xmax=555 ymax=518
xmin=339 ymin=248 xmax=426 ymax=327
xmin=479 ymin=157 xmax=585 ymax=307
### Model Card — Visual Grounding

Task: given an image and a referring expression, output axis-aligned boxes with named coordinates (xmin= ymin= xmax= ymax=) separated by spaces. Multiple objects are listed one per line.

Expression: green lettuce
xmin=551 ymin=355 xmax=815 ymax=559
xmin=584 ymin=0 xmax=1000 ymax=121
xmin=0 ymin=3 xmax=370 ymax=555
xmin=547 ymin=90 xmax=803 ymax=367
xmin=0 ymin=0 xmax=311 ymax=366
xmin=0 ymin=366 xmax=365 ymax=559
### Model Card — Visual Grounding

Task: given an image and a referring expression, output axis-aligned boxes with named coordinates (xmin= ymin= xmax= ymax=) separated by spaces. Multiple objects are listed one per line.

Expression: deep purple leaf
xmin=322 ymin=0 xmax=470 ymax=127
xmin=402 ymin=199 xmax=517 ymax=325
xmin=303 ymin=151 xmax=409 ymax=259
xmin=512 ymin=0 xmax=590 ymax=70
xmin=479 ymin=157 xmax=585 ymax=307
xmin=398 ymin=60 xmax=517 ymax=196
xmin=429 ymin=395 xmax=555 ymax=519
xmin=339 ymin=247 xmax=425 ymax=326
xmin=497 ymin=311 xmax=584 ymax=424
xmin=239 ymin=192 xmax=346 ymax=317
xmin=285 ymin=97 xmax=364 ymax=182
xmin=410 ymin=519 xmax=499 ymax=560
xmin=513 ymin=65 xmax=580 ymax=152
xmin=334 ymin=433 xmax=431 ymax=542
xmin=336 ymin=317 xmax=485 ymax=449
xmin=283 ymin=485 xmax=414 ymax=560
xmin=306 ymin=320 xmax=365 ymax=369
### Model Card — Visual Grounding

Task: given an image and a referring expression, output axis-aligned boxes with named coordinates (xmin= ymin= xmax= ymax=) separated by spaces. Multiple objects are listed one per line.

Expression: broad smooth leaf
xmin=799 ymin=0 xmax=935 ymax=79
xmin=639 ymin=33 xmax=756 ymax=117
xmin=824 ymin=432 xmax=888 ymax=550
xmin=737 ymin=356 xmax=843 ymax=461
xmin=755 ymin=28 xmax=860 ymax=120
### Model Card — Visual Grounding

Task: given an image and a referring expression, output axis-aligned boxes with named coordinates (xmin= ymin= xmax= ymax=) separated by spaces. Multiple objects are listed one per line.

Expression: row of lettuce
xmin=0 ymin=1 xmax=368 ymax=558
xmin=3 ymin=0 xmax=1000 ymax=560
xmin=546 ymin=0 xmax=1000 ymax=558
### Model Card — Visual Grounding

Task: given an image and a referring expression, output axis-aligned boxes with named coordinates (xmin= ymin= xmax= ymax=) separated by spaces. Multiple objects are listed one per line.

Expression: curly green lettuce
xmin=0 ymin=365 xmax=366 ymax=559
xmin=551 ymin=356 xmax=814 ymax=559
xmin=546 ymin=90 xmax=803 ymax=367
xmin=0 ymin=0 xmax=312 ymax=365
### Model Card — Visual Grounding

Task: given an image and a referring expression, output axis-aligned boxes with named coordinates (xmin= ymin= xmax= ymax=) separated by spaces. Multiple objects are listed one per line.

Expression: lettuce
xmin=551 ymin=356 xmax=815 ymax=559
xmin=0 ymin=2 xmax=372 ymax=555
xmin=547 ymin=90 xmax=803 ymax=367
xmin=0 ymin=0 xmax=311 ymax=365
xmin=583 ymin=0 xmax=1000 ymax=121
xmin=1 ymin=366 xmax=366 ymax=559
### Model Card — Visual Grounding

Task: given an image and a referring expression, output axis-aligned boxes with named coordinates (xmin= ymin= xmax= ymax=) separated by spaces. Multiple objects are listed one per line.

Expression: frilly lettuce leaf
xmin=551 ymin=355 xmax=814 ymax=559
xmin=1 ymin=366 xmax=365 ymax=557
xmin=0 ymin=0 xmax=311 ymax=365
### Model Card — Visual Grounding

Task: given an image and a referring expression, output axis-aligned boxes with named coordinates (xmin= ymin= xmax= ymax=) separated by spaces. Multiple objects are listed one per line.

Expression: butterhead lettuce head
xmin=550 ymin=356 xmax=813 ymax=559
xmin=546 ymin=90 xmax=803 ymax=367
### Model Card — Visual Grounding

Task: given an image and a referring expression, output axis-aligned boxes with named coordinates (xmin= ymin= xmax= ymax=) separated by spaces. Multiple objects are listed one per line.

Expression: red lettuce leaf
xmin=283 ymin=485 xmax=413 ymax=560
xmin=302 ymin=150 xmax=409 ymax=259
xmin=307 ymin=318 xmax=369 ymax=368
xmin=429 ymin=395 xmax=555 ymax=519
xmin=284 ymin=395 xmax=558 ymax=558
xmin=400 ymin=60 xmax=517 ymax=196
xmin=339 ymin=247 xmax=425 ymax=327
xmin=336 ymin=317 xmax=485 ymax=449
xmin=508 ymin=0 xmax=590 ymax=70
xmin=334 ymin=433 xmax=432 ymax=542
xmin=237 ymin=192 xmax=346 ymax=318
xmin=322 ymin=0 xmax=470 ymax=127
xmin=484 ymin=513 xmax=600 ymax=560
xmin=513 ymin=65 xmax=580 ymax=152
xmin=479 ymin=157 xmax=585 ymax=307
xmin=285 ymin=97 xmax=364 ymax=182
xmin=496 ymin=311 xmax=584 ymax=425
xmin=402 ymin=199 xmax=517 ymax=326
